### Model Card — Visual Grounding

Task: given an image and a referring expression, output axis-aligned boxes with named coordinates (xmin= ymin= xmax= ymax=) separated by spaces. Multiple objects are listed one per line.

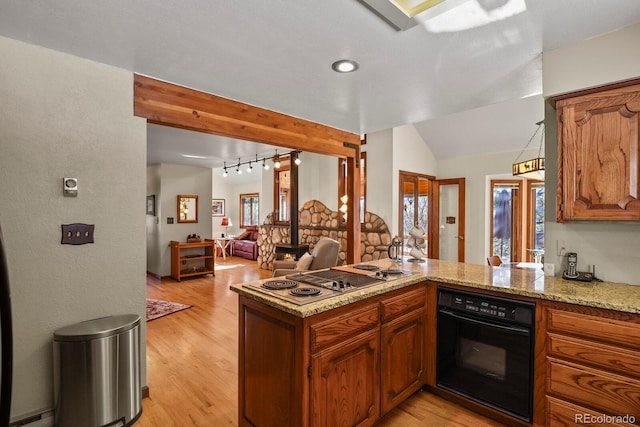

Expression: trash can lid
xmin=54 ymin=314 xmax=141 ymax=341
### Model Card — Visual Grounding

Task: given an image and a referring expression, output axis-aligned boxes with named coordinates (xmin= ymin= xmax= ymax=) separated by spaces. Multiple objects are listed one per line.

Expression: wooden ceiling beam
xmin=134 ymin=74 xmax=359 ymax=158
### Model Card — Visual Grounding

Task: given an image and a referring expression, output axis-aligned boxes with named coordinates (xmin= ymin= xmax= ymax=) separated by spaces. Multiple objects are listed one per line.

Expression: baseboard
xmin=146 ymin=271 xmax=161 ymax=280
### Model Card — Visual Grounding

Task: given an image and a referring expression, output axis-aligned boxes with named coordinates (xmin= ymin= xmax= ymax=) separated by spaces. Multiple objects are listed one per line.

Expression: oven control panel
xmin=438 ymin=288 xmax=534 ymax=326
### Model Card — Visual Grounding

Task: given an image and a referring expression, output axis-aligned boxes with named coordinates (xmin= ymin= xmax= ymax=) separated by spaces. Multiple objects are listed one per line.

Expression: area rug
xmin=146 ymin=298 xmax=192 ymax=321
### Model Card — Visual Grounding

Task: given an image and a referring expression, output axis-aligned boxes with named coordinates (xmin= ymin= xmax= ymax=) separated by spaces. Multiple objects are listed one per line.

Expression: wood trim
xmin=550 ymin=77 xmax=640 ymax=105
xmin=398 ymin=170 xmax=436 ymax=257
xmin=533 ymin=301 xmax=547 ymax=426
xmin=346 ymin=156 xmax=361 ymax=263
xmin=525 ymin=180 xmax=543 ymax=261
xmin=239 ymin=193 xmax=259 ymax=228
xmin=435 ymin=178 xmax=466 ymax=262
xmin=134 ymin=74 xmax=359 ymax=157
xmin=489 ymin=180 xmax=522 ymax=262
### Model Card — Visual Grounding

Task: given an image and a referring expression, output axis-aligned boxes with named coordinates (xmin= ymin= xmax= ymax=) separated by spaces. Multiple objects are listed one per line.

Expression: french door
xmin=398 ymin=172 xmax=465 ymax=262
xmin=399 ymin=171 xmax=432 ymax=258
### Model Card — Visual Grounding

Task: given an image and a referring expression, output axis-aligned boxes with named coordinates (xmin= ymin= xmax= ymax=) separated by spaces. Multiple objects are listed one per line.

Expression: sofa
xmin=232 ymin=226 xmax=259 ymax=260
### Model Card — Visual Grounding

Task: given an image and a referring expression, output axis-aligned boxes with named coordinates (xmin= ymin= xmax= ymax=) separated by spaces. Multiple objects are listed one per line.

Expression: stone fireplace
xmin=257 ymin=200 xmax=391 ymax=270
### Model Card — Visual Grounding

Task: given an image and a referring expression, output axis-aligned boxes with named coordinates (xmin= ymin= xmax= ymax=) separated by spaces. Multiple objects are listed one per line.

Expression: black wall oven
xmin=436 ymin=288 xmax=535 ymax=422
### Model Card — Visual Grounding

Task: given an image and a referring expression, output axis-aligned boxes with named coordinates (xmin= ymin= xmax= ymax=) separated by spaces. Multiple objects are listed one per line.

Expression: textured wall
xmin=0 ymin=36 xmax=147 ymax=419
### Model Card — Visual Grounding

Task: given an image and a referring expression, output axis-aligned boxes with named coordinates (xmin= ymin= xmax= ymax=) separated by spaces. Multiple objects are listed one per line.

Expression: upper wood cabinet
xmin=556 ymin=82 xmax=640 ymax=221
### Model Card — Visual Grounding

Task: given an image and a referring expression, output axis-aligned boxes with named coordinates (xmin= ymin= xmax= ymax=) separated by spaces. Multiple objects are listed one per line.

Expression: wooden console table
xmin=170 ymin=239 xmax=215 ymax=281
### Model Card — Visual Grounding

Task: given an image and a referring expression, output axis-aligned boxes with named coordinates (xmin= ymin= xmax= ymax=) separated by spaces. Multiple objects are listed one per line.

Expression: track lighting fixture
xmin=273 ymin=149 xmax=281 ymax=169
xmin=218 ymin=150 xmax=302 ymax=176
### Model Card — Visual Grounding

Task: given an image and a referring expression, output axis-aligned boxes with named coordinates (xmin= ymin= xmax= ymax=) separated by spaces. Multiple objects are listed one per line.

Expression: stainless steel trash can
xmin=53 ymin=314 xmax=142 ymax=427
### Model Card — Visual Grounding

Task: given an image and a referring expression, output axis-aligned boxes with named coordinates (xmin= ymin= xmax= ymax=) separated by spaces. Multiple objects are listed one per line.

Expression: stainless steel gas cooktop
xmin=242 ymin=267 xmax=413 ymax=306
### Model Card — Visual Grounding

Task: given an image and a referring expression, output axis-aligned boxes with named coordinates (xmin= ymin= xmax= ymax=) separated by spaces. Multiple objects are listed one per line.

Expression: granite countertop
xmin=229 ymin=258 xmax=640 ymax=318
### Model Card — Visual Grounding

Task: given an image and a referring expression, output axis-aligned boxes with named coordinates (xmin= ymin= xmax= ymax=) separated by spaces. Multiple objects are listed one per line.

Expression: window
xmin=489 ymin=179 xmax=545 ymax=264
xmin=490 ymin=180 xmax=522 ymax=263
xmin=337 ymin=152 xmax=367 ymax=223
xmin=526 ymin=181 xmax=544 ymax=261
xmin=273 ymin=155 xmax=291 ymax=224
xmin=399 ymin=171 xmax=433 ymax=256
xmin=240 ymin=193 xmax=259 ymax=227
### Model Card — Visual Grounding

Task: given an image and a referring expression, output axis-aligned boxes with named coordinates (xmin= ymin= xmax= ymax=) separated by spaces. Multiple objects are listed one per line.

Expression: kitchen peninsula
xmin=230 ymin=259 xmax=640 ymax=427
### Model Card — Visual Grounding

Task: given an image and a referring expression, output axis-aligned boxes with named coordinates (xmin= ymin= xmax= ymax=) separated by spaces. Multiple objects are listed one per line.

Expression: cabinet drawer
xmin=548 ymin=333 xmax=640 ymax=378
xmin=547 ymin=309 xmax=640 ymax=349
xmin=381 ymin=286 xmax=426 ymax=323
xmin=310 ymin=303 xmax=379 ymax=352
xmin=547 ymin=396 xmax=636 ymax=427
xmin=547 ymin=359 xmax=640 ymax=418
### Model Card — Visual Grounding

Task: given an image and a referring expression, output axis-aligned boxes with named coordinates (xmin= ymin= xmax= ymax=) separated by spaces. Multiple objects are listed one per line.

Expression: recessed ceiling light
xmin=331 ymin=59 xmax=359 ymax=73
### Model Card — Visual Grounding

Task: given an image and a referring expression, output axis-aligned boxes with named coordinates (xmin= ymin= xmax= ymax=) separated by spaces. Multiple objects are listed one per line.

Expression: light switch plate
xmin=61 ymin=223 xmax=94 ymax=245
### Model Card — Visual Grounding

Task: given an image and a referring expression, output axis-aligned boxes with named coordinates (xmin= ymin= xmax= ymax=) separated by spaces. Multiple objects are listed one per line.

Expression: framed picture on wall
xmin=146 ymin=195 xmax=156 ymax=216
xmin=212 ymin=199 xmax=225 ymax=217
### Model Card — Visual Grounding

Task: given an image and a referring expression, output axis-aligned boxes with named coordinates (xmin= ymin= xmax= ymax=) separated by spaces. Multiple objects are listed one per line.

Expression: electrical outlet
xmin=61 ymin=223 xmax=95 ymax=245
xmin=543 ymin=263 xmax=555 ymax=276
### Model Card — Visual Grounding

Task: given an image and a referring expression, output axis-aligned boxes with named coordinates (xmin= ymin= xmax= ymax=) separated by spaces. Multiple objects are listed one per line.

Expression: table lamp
xmin=221 ymin=217 xmax=232 ymax=237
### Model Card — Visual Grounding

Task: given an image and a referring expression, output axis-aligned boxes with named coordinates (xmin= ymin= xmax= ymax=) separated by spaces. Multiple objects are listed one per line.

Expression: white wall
xmin=212 ymin=167 xmax=263 ymax=235
xmin=158 ymin=164 xmax=212 ymax=277
xmin=0 ymin=36 xmax=147 ymax=421
xmin=543 ymin=23 xmax=640 ymax=97
xmin=543 ymin=22 xmax=640 ymax=285
xmin=438 ymin=149 xmax=539 ymax=265
xmin=391 ymin=125 xmax=439 ymax=236
xmin=364 ymin=129 xmax=395 ymax=233
xmin=299 ymin=152 xmax=339 ymax=210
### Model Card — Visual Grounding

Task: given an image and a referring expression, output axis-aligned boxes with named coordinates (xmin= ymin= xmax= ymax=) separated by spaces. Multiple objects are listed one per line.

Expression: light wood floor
xmin=138 ymin=256 xmax=505 ymax=426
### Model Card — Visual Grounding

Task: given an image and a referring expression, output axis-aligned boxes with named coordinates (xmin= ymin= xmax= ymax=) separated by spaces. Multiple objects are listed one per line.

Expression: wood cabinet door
xmin=557 ymin=84 xmax=640 ymax=221
xmin=310 ymin=329 xmax=380 ymax=427
xmin=381 ymin=308 xmax=426 ymax=414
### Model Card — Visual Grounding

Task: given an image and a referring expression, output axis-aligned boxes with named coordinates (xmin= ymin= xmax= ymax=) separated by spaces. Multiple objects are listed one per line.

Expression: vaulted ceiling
xmin=2 ymin=0 xmax=640 ymax=166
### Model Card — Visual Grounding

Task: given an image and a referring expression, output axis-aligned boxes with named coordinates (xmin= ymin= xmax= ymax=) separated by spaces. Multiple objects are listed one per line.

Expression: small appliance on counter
xmin=387 ymin=236 xmax=404 ymax=262
xmin=562 ymin=252 xmax=598 ymax=282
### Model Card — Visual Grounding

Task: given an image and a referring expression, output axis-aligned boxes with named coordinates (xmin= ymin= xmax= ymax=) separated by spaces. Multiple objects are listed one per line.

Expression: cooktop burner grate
xmin=290 ymin=287 xmax=321 ymax=297
xmin=353 ymin=264 xmax=380 ymax=271
xmin=262 ymin=279 xmax=298 ymax=290
xmin=378 ymin=269 xmax=404 ymax=275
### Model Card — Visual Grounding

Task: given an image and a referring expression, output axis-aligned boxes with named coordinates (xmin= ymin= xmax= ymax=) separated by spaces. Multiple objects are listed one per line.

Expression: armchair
xmin=272 ymin=238 xmax=340 ymax=277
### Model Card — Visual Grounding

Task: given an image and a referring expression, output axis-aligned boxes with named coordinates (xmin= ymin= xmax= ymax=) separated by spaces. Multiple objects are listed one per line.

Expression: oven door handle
xmin=438 ymin=309 xmax=531 ymax=336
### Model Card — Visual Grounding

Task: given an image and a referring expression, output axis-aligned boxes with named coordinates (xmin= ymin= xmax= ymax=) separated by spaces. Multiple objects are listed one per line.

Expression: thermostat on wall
xmin=63 ymin=177 xmax=78 ymax=197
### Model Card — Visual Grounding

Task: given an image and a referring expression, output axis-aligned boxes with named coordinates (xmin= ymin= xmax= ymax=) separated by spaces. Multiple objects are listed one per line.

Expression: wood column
xmin=346 ymin=155 xmax=361 ymax=263
xmin=290 ymin=153 xmax=299 ymax=246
